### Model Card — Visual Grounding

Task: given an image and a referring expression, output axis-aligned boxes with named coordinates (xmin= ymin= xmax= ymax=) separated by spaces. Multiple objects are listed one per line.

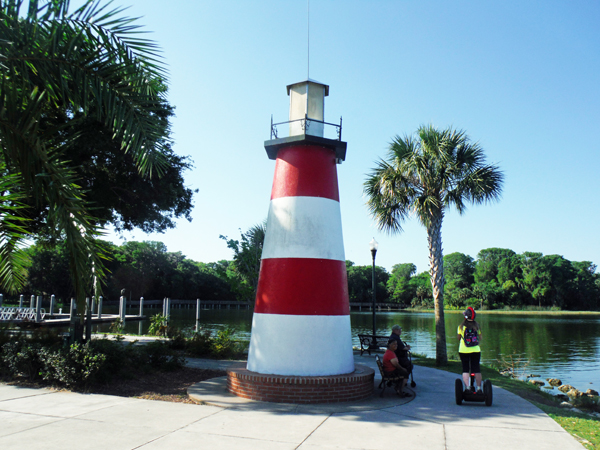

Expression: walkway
xmin=0 ymin=354 xmax=585 ymax=449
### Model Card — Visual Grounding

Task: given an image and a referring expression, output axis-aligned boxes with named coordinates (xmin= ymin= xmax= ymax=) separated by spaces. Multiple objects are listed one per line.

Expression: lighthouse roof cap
xmin=286 ymin=79 xmax=329 ymax=96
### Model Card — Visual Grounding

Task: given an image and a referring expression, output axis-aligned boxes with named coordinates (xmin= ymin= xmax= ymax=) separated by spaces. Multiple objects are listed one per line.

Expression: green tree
xmin=0 ymin=0 xmax=174 ymax=318
xmin=411 ymin=272 xmax=433 ymax=307
xmin=443 ymin=252 xmax=475 ymax=307
xmin=23 ymin=116 xmax=196 ymax=235
xmin=444 ymin=253 xmax=475 ymax=288
xmin=542 ymin=254 xmax=575 ymax=309
xmin=220 ymin=221 xmax=267 ymax=301
xmin=108 ymin=241 xmax=171 ymax=300
xmin=472 ymin=280 xmax=502 ymax=309
xmin=474 ymin=248 xmax=516 ymax=284
xmin=346 ymin=261 xmax=389 ymax=303
xmin=190 ymin=262 xmax=234 ymax=301
xmin=387 ymin=263 xmax=417 ymax=304
xmin=106 ymin=242 xmax=234 ymax=300
xmin=497 ymin=253 xmax=523 ymax=286
xmin=24 ymin=241 xmax=72 ymax=299
xmin=364 ymin=125 xmax=504 ymax=364
xmin=571 ymin=261 xmax=600 ymax=310
xmin=520 ymin=252 xmax=551 ymax=308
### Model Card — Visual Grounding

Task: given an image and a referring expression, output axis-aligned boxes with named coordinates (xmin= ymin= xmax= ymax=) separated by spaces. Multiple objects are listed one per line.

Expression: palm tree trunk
xmin=427 ymin=212 xmax=447 ymax=365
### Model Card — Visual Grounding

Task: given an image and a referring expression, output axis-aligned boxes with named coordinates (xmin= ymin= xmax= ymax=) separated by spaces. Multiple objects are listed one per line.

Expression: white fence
xmin=0 ymin=307 xmax=46 ymax=322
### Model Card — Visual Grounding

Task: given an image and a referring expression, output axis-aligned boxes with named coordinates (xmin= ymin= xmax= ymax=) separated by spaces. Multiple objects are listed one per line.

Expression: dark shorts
xmin=459 ymin=352 xmax=481 ymax=373
xmin=398 ymin=357 xmax=413 ymax=373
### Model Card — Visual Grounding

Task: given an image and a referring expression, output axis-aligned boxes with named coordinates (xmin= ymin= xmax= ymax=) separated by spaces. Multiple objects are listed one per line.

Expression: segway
xmin=455 ymin=372 xmax=493 ymax=406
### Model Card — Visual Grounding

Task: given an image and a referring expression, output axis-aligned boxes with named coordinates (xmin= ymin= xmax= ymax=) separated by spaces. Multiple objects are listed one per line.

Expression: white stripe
xmin=262 ymin=196 xmax=345 ymax=261
xmin=247 ymin=313 xmax=355 ymax=376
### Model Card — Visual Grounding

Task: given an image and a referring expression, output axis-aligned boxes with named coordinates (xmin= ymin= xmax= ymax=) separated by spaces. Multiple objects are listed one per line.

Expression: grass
xmin=413 ymin=354 xmax=600 ymax=449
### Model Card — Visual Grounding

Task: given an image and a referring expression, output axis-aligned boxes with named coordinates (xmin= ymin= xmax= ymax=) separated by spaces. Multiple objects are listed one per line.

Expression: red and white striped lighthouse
xmin=247 ymin=80 xmax=354 ymax=376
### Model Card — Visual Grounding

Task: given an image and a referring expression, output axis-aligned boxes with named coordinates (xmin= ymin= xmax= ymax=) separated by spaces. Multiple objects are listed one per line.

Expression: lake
xmin=109 ymin=307 xmax=600 ymax=394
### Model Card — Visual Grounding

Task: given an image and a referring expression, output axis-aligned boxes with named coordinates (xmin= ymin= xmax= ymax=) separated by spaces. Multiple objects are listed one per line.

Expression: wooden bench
xmin=357 ymin=334 xmax=390 ymax=356
xmin=375 ymin=354 xmax=405 ymax=397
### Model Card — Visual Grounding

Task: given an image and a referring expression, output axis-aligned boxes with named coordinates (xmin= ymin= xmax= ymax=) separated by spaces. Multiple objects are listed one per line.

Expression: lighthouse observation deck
xmin=269 ymin=115 xmax=342 ymax=142
xmin=265 ymin=79 xmax=347 ymax=163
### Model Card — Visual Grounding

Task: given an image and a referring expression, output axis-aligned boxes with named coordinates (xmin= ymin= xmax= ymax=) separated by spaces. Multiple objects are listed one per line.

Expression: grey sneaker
xmin=476 ymin=388 xmax=483 ymax=394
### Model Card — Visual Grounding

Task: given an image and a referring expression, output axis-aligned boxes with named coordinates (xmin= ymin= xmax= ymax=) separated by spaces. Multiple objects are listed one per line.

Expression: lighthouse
xmin=246 ymin=80 xmax=354 ymax=376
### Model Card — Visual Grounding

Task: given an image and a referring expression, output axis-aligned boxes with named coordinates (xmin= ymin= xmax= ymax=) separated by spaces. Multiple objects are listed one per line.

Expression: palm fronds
xmin=0 ymin=171 xmax=29 ymax=293
xmin=0 ymin=0 xmax=170 ymax=316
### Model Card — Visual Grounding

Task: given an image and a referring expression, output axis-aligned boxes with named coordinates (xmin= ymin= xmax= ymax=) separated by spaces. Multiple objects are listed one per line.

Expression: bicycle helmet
xmin=464 ymin=306 xmax=476 ymax=321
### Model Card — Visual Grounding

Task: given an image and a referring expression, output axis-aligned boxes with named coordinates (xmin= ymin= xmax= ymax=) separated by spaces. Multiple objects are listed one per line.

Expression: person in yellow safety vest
xmin=458 ymin=306 xmax=482 ymax=393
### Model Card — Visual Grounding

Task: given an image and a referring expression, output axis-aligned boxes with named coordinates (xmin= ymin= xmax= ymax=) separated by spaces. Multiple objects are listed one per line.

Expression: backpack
xmin=463 ymin=327 xmax=479 ymax=347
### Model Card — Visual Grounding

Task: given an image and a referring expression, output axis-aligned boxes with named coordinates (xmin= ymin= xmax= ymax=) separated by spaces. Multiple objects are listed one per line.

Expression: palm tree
xmin=364 ymin=125 xmax=504 ymax=365
xmin=0 ymin=0 xmax=170 ymax=318
xmin=221 ymin=220 xmax=267 ymax=301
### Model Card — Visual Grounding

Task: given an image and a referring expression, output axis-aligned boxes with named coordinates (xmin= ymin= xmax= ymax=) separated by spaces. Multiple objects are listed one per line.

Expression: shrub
xmin=142 ymin=341 xmax=186 ymax=371
xmin=1 ymin=341 xmax=48 ymax=380
xmin=110 ymin=318 xmax=125 ymax=334
xmin=148 ymin=314 xmax=169 ymax=337
xmin=44 ymin=342 xmax=106 ymax=390
xmin=166 ymin=325 xmax=187 ymax=350
xmin=185 ymin=328 xmax=213 ymax=356
xmin=211 ymin=328 xmax=239 ymax=358
xmin=182 ymin=327 xmax=243 ymax=359
xmin=0 ymin=325 xmax=11 ymax=348
xmin=89 ymin=338 xmax=139 ymax=382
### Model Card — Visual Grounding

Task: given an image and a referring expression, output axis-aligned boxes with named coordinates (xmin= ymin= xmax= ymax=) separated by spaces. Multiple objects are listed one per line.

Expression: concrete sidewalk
xmin=0 ymin=354 xmax=585 ymax=450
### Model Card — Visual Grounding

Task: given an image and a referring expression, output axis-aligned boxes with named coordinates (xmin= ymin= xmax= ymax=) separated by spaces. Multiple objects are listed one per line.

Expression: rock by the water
xmin=529 ymin=379 xmax=545 ymax=387
xmin=556 ymin=394 xmax=569 ymax=402
xmin=542 ymin=386 xmax=554 ymax=390
xmin=558 ymin=384 xmax=574 ymax=393
xmin=567 ymin=388 xmax=583 ymax=398
xmin=560 ymin=402 xmax=573 ymax=408
xmin=585 ymin=389 xmax=599 ymax=396
xmin=546 ymin=378 xmax=562 ymax=387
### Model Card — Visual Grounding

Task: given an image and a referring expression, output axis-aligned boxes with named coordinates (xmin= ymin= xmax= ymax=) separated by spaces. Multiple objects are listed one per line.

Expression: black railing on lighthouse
xmin=270 ymin=114 xmax=342 ymax=141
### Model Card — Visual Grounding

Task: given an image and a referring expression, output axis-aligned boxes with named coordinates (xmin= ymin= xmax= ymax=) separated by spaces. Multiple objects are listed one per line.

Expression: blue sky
xmin=92 ymin=0 xmax=599 ymax=274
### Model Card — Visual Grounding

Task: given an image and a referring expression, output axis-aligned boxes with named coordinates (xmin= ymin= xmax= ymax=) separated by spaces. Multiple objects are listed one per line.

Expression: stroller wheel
xmin=410 ymin=380 xmax=416 ymax=388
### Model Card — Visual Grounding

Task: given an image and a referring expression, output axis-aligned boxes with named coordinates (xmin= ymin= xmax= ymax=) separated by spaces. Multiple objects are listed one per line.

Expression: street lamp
xmin=369 ymin=238 xmax=379 ymax=342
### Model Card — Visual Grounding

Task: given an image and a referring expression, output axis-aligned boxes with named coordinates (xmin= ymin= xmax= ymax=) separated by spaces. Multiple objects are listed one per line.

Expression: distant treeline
xmin=20 ymin=241 xmax=236 ymax=303
xmin=12 ymin=242 xmax=600 ymax=311
xmin=351 ymin=248 xmax=599 ymax=311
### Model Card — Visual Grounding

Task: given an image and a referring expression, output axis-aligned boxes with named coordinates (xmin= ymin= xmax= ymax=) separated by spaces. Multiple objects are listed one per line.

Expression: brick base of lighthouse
xmin=226 ymin=364 xmax=374 ymax=404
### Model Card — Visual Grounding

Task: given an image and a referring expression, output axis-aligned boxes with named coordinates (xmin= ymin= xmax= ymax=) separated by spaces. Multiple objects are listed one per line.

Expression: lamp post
xmin=369 ymin=238 xmax=378 ymax=343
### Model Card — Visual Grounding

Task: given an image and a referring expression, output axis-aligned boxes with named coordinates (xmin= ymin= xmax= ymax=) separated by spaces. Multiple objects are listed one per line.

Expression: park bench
xmin=375 ymin=354 xmax=405 ymax=397
xmin=357 ymin=334 xmax=390 ymax=356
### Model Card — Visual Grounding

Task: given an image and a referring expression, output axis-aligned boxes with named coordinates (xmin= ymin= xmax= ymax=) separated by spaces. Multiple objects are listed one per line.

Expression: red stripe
xmin=271 ymin=145 xmax=340 ymax=201
xmin=255 ymin=258 xmax=349 ymax=315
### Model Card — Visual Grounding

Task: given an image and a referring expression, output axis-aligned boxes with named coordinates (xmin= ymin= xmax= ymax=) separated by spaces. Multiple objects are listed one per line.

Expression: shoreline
xmin=403 ymin=309 xmax=600 ymax=315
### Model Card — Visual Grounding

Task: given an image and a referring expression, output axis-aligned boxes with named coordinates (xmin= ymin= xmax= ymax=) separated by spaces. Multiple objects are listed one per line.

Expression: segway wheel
xmin=455 ymin=378 xmax=463 ymax=405
xmin=484 ymin=379 xmax=493 ymax=407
